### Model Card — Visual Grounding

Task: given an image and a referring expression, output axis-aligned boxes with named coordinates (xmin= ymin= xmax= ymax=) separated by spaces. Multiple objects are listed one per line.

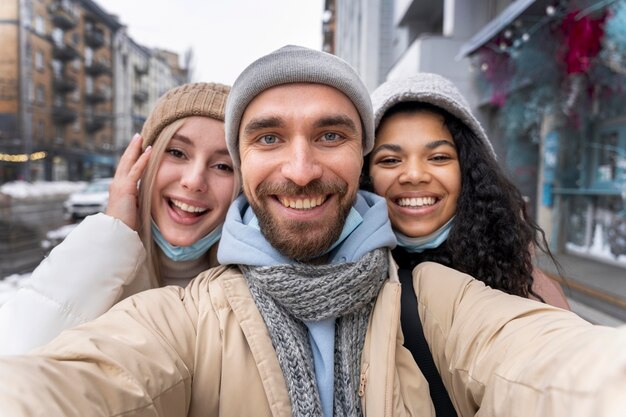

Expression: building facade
xmin=0 ymin=0 xmax=189 ymax=183
xmin=329 ymin=0 xmax=626 ymax=268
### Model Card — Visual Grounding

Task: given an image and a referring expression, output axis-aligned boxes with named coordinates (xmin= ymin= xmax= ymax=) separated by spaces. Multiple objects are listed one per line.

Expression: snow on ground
xmin=0 ymin=180 xmax=86 ymax=199
xmin=0 ymin=180 xmax=86 ymax=304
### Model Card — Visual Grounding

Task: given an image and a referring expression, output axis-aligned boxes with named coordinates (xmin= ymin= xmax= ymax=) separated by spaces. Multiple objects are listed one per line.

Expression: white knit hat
xmin=371 ymin=73 xmax=495 ymax=156
xmin=225 ymin=45 xmax=375 ymax=168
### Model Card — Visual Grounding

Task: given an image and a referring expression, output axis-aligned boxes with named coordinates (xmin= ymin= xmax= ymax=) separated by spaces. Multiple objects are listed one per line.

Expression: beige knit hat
xmin=140 ymin=82 xmax=230 ymax=150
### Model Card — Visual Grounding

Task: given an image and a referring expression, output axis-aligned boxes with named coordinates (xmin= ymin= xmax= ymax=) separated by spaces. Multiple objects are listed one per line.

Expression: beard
xmin=248 ymin=179 xmax=356 ymax=262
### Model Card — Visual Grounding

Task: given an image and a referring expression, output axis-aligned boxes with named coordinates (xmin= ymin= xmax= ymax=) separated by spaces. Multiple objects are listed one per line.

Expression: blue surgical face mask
xmin=151 ymin=221 xmax=222 ymax=262
xmin=394 ymin=216 xmax=455 ymax=253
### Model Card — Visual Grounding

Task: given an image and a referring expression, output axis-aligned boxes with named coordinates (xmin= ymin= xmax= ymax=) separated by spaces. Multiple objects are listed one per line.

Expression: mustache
xmin=256 ymin=179 xmax=347 ymax=197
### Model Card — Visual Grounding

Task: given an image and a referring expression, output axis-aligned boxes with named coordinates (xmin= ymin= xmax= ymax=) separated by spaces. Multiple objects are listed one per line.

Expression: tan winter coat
xmin=1 ymin=254 xmax=625 ymax=416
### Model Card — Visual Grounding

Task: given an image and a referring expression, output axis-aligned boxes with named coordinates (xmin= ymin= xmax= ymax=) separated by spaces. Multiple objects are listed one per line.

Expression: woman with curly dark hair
xmin=362 ymin=73 xmax=568 ymax=306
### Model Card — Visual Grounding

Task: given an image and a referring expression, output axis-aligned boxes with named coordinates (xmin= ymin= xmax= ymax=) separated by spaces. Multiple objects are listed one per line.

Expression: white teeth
xmin=171 ymin=199 xmax=207 ymax=213
xmin=279 ymin=196 xmax=326 ymax=210
xmin=397 ymin=197 xmax=437 ymax=207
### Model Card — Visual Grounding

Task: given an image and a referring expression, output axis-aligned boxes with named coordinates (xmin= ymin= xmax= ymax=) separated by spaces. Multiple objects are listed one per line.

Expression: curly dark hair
xmin=361 ymin=102 xmax=558 ymax=298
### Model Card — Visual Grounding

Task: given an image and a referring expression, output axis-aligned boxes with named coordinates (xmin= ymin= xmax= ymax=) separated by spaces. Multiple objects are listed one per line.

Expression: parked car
xmin=63 ymin=178 xmax=112 ymax=221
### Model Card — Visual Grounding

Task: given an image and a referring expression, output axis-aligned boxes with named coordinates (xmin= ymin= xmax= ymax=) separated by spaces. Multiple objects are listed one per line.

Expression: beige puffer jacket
xmin=0 ymin=255 xmax=625 ymax=416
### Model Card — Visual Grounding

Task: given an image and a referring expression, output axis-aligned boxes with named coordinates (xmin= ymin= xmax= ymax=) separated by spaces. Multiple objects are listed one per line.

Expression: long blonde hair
xmin=137 ymin=119 xmax=185 ymax=282
xmin=136 ymin=118 xmax=241 ymax=285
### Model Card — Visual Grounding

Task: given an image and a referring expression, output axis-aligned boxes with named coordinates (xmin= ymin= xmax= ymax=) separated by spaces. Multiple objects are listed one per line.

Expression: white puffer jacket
xmin=0 ymin=213 xmax=150 ymax=355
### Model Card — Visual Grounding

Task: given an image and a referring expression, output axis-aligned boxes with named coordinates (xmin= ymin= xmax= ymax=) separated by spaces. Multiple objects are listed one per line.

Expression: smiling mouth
xmin=396 ymin=196 xmax=438 ymax=208
xmin=169 ymin=198 xmax=209 ymax=215
xmin=277 ymin=195 xmax=327 ymax=210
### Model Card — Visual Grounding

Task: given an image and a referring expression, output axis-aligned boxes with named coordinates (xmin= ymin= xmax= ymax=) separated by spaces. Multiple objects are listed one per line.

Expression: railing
xmin=85 ymin=58 xmax=112 ymax=76
xmin=84 ymin=28 xmax=105 ymax=49
xmin=47 ymin=3 xmax=77 ymax=30
xmin=51 ymin=105 xmax=78 ymax=124
xmin=52 ymin=73 xmax=77 ymax=93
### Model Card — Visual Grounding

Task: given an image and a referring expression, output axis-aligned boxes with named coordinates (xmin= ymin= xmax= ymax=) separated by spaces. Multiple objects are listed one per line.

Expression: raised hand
xmin=105 ymin=134 xmax=152 ymax=230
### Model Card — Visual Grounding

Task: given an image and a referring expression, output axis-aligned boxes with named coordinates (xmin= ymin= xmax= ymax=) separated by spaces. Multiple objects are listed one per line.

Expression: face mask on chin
xmin=151 ymin=220 xmax=222 ymax=261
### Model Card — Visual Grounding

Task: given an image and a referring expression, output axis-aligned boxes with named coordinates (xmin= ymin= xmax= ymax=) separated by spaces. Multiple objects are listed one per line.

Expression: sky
xmin=101 ymin=0 xmax=325 ymax=85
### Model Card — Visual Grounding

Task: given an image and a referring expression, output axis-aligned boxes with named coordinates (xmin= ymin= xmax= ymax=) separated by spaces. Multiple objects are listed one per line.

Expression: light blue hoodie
xmin=218 ymin=190 xmax=396 ymax=417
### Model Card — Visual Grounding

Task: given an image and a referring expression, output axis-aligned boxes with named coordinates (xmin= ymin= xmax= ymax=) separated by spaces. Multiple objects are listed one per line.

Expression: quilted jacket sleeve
xmin=0 ymin=282 xmax=204 ymax=417
xmin=0 ymin=213 xmax=147 ymax=355
xmin=413 ymin=261 xmax=626 ymax=417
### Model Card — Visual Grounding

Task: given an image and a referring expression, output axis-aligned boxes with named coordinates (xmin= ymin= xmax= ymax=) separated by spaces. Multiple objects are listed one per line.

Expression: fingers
xmin=127 ymin=145 xmax=152 ymax=183
xmin=115 ymin=134 xmax=144 ymax=178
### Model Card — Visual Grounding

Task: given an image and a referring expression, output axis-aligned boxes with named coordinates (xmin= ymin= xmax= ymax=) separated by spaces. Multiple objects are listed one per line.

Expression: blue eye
xmin=260 ymin=135 xmax=278 ymax=144
xmin=322 ymin=132 xmax=340 ymax=142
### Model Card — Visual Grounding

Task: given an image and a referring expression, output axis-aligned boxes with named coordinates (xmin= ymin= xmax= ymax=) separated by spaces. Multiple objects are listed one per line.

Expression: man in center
xmin=217 ymin=45 xmax=395 ymax=417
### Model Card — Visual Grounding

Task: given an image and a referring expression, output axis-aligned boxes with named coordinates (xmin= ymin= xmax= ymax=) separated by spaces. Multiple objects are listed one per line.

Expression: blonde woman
xmin=0 ymin=83 xmax=239 ymax=354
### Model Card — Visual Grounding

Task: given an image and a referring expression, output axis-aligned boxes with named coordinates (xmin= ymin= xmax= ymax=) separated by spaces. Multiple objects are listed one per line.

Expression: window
xmin=34 ymin=15 xmax=45 ymax=35
xmin=72 ymin=86 xmax=80 ymax=102
xmin=73 ymin=119 xmax=80 ymax=132
xmin=72 ymin=87 xmax=80 ymax=102
xmin=52 ymin=59 xmax=62 ymax=77
xmin=36 ymin=85 xmax=45 ymax=105
xmin=591 ymin=125 xmax=626 ymax=190
xmin=37 ymin=120 xmax=45 ymax=139
xmin=27 ymin=79 xmax=34 ymax=102
xmin=85 ymin=47 xmax=93 ymax=65
xmin=85 ymin=76 xmax=93 ymax=94
xmin=52 ymin=28 xmax=63 ymax=46
xmin=55 ymin=127 xmax=64 ymax=145
xmin=35 ymin=51 xmax=44 ymax=71
xmin=72 ymin=57 xmax=80 ymax=70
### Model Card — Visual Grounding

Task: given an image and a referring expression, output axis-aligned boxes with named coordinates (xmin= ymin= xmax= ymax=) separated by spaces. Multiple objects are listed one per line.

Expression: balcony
xmin=132 ymin=89 xmax=148 ymax=103
xmin=84 ymin=27 xmax=105 ymax=49
xmin=86 ymin=114 xmax=108 ymax=133
xmin=85 ymin=87 xmax=107 ymax=104
xmin=48 ymin=3 xmax=77 ymax=30
xmin=52 ymin=73 xmax=77 ymax=93
xmin=51 ymin=41 xmax=79 ymax=61
xmin=85 ymin=58 xmax=112 ymax=76
xmin=134 ymin=62 xmax=149 ymax=77
xmin=52 ymin=105 xmax=78 ymax=125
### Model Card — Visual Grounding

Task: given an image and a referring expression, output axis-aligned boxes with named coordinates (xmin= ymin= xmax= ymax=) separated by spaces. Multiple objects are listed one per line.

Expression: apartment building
xmin=0 ymin=0 xmax=189 ymax=183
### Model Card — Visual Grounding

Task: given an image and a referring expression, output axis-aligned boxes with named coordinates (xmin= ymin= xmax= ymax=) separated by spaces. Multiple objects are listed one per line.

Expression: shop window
xmin=591 ymin=125 xmax=626 ymax=191
xmin=565 ymin=195 xmax=626 ymax=263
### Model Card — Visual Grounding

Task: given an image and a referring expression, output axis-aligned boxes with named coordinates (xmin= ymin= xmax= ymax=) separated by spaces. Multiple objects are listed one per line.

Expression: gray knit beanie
xmin=225 ymin=45 xmax=374 ymax=168
xmin=371 ymin=73 xmax=495 ymax=156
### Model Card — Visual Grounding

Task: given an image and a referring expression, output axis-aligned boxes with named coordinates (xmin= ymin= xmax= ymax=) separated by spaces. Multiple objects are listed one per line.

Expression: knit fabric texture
xmin=225 ymin=45 xmax=375 ymax=168
xmin=371 ymin=73 xmax=495 ymax=157
xmin=140 ymin=82 xmax=230 ymax=150
xmin=240 ymin=248 xmax=388 ymax=417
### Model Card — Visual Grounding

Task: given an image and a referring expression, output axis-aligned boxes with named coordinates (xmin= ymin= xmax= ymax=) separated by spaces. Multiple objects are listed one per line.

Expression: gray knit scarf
xmin=240 ymin=248 xmax=388 ymax=417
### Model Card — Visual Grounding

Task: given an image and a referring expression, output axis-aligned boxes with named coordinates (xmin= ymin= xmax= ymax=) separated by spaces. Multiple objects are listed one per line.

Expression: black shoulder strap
xmin=399 ymin=268 xmax=458 ymax=417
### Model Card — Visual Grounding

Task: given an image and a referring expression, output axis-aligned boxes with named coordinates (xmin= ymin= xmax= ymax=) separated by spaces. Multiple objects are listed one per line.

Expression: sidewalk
xmin=537 ymin=252 xmax=626 ymax=325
